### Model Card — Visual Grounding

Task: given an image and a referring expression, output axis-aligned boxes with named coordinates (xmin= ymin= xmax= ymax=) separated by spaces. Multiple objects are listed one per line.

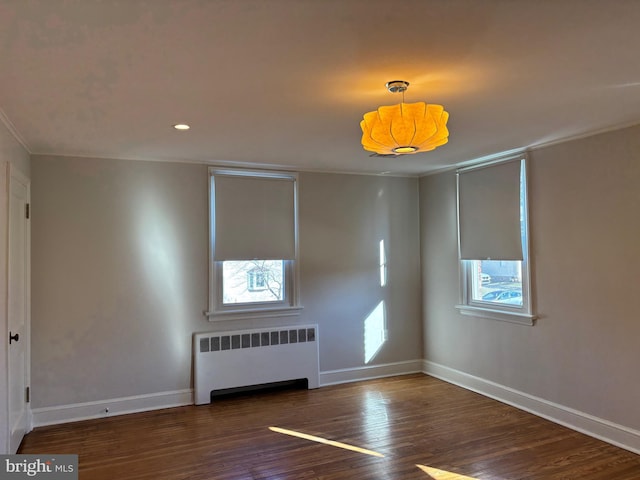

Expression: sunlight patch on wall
xmin=269 ymin=427 xmax=384 ymax=457
xmin=379 ymin=239 xmax=387 ymax=287
xmin=416 ymin=464 xmax=479 ymax=479
xmin=364 ymin=300 xmax=387 ymax=363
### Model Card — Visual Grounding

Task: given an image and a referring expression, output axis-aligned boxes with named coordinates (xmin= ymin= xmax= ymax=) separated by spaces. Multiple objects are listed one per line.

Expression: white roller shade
xmin=213 ymin=173 xmax=296 ymax=260
xmin=458 ymin=159 xmax=523 ymax=260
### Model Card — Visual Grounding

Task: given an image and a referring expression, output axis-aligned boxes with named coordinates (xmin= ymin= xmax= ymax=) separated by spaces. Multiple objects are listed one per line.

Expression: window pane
xmin=222 ymin=260 xmax=285 ymax=304
xmin=470 ymin=259 xmax=523 ymax=306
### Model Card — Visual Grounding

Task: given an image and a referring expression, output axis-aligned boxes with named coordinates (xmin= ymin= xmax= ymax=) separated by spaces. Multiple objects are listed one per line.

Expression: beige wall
xmin=30 ymin=158 xmax=423 ymax=408
xmin=0 ymin=121 xmax=31 ymax=453
xmin=31 ymin=156 xmax=209 ymax=407
xmin=299 ymin=172 xmax=422 ymax=372
xmin=420 ymin=124 xmax=640 ymax=432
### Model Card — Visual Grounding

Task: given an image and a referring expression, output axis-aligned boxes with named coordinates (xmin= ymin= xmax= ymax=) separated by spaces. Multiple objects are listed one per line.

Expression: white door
xmin=7 ymin=164 xmax=30 ymax=454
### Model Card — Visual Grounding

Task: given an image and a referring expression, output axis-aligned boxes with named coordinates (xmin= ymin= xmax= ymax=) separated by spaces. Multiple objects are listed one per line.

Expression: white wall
xmin=420 ymin=124 xmax=640 ymax=448
xmin=0 ymin=121 xmax=31 ymax=453
xmin=30 ymin=157 xmax=423 ymax=412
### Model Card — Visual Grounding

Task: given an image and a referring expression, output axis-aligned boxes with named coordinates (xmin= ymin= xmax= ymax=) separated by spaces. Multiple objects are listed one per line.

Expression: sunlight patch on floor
xmin=269 ymin=427 xmax=481 ymax=477
xmin=416 ymin=464 xmax=479 ymax=479
xmin=269 ymin=427 xmax=384 ymax=457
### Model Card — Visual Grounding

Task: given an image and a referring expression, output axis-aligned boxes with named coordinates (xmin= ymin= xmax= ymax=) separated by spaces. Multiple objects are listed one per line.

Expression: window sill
xmin=205 ymin=305 xmax=303 ymax=322
xmin=455 ymin=304 xmax=536 ymax=326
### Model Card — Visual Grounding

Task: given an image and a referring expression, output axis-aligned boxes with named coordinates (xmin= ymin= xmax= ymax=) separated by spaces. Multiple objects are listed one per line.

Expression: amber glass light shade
xmin=360 ymin=102 xmax=449 ymax=155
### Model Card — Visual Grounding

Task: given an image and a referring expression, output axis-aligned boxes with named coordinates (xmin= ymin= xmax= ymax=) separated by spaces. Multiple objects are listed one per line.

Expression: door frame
xmin=5 ymin=162 xmax=31 ymax=453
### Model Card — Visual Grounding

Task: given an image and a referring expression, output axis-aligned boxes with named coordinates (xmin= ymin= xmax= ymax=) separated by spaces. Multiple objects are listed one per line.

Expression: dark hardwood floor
xmin=19 ymin=374 xmax=640 ymax=479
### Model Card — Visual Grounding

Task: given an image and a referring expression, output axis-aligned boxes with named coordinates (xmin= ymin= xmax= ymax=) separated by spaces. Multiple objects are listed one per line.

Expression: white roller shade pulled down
xmin=458 ymin=160 xmax=523 ymax=260
xmin=213 ymin=174 xmax=296 ymax=261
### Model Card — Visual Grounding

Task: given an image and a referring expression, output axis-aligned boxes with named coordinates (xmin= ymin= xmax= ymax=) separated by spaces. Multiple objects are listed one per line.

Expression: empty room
xmin=1 ymin=1 xmax=639 ymax=479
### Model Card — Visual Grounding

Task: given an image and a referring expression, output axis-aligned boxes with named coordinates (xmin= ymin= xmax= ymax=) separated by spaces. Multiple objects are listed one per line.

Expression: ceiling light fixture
xmin=173 ymin=124 xmax=190 ymax=130
xmin=360 ymin=81 xmax=449 ymax=155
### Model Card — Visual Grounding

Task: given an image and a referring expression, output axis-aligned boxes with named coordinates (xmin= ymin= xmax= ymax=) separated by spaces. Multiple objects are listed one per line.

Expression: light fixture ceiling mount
xmin=385 ymin=80 xmax=409 ymax=93
xmin=360 ymin=80 xmax=449 ymax=156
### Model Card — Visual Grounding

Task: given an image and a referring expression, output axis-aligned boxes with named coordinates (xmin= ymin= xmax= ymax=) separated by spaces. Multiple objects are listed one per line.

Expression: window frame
xmin=206 ymin=168 xmax=302 ymax=321
xmin=455 ymin=155 xmax=536 ymax=326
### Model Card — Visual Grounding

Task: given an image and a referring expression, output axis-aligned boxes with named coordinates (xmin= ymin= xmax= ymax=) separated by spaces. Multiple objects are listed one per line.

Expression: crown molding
xmin=0 ymin=108 xmax=31 ymax=153
xmin=419 ymin=120 xmax=640 ymax=178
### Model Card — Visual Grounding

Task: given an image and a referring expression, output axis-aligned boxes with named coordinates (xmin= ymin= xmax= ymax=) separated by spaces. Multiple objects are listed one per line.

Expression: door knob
xmin=9 ymin=332 xmax=19 ymax=344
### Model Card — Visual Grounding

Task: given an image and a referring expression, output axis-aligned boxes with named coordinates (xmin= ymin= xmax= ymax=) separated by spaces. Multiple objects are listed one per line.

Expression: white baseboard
xmin=31 ymin=361 xmax=421 ymax=428
xmin=320 ymin=359 xmax=423 ymax=387
xmin=423 ymin=360 xmax=640 ymax=455
xmin=31 ymin=389 xmax=193 ymax=428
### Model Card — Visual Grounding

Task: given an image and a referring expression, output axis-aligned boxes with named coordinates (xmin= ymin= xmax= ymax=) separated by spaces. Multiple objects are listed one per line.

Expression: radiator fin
xmin=200 ymin=327 xmax=316 ymax=353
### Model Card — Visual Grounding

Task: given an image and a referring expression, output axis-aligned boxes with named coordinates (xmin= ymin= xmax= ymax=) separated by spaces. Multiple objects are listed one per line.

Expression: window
xmin=207 ymin=168 xmax=301 ymax=320
xmin=456 ymin=156 xmax=535 ymax=325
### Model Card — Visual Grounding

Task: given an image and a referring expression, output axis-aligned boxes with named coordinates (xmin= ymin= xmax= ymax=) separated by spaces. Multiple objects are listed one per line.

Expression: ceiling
xmin=1 ymin=0 xmax=640 ymax=176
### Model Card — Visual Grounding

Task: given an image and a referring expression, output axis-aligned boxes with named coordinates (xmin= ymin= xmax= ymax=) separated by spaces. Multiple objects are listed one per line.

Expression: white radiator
xmin=193 ymin=324 xmax=320 ymax=405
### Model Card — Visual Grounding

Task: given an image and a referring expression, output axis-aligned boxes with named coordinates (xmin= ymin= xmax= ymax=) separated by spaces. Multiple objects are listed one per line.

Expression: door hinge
xmin=25 ymin=203 xmax=30 ymax=219
xmin=26 ymin=386 xmax=30 ymax=403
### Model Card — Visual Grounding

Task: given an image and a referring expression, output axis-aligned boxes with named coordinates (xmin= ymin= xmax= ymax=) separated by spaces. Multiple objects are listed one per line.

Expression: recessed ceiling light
xmin=173 ymin=124 xmax=190 ymax=130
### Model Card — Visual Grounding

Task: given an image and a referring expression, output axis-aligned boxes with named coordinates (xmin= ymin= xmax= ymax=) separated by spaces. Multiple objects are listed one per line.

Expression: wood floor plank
xmin=19 ymin=374 xmax=640 ymax=479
